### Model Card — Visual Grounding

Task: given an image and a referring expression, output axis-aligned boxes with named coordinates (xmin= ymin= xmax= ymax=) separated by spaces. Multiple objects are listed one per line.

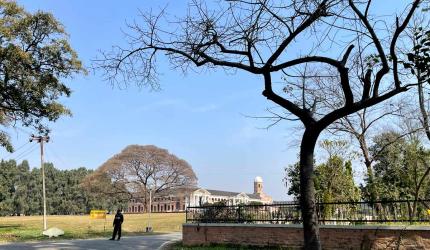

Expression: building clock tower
xmin=254 ymin=176 xmax=263 ymax=194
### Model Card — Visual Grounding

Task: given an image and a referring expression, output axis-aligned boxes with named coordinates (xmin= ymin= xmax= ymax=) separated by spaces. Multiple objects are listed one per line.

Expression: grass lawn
xmin=0 ymin=212 xmax=185 ymax=242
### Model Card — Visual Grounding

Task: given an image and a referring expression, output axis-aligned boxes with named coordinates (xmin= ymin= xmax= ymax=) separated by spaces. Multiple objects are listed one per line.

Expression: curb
xmin=158 ymin=239 xmax=181 ymax=250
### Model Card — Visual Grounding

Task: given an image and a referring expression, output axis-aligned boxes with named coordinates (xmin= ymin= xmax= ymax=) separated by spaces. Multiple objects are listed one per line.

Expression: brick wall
xmin=183 ymin=223 xmax=430 ymax=249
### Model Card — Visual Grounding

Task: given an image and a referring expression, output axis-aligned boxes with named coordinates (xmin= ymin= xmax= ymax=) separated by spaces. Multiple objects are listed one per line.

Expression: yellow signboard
xmin=428 ymin=209 xmax=430 ymax=215
xmin=90 ymin=210 xmax=107 ymax=219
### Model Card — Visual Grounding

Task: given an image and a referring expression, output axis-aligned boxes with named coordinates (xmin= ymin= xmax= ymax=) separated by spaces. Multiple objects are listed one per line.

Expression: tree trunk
xmin=300 ymin=128 xmax=321 ymax=250
xmin=357 ymin=136 xmax=377 ymax=200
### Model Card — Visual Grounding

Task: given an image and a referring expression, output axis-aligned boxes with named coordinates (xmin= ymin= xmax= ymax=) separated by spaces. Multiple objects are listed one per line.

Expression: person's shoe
xmin=117 ymin=238 xmax=120 ymax=241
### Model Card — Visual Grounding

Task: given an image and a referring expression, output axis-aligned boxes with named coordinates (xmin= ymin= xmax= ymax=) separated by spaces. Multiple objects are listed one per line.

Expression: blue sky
xmin=0 ymin=1 xmax=411 ymax=201
xmin=0 ymin=0 xmax=306 ymax=201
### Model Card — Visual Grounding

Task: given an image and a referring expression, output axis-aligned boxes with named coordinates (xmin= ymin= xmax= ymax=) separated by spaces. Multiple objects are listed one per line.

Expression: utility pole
xmin=30 ymin=135 xmax=49 ymax=231
xmin=146 ymin=188 xmax=153 ymax=232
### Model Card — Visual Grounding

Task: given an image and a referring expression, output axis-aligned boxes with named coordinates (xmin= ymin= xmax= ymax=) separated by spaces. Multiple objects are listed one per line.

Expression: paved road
xmin=0 ymin=232 xmax=181 ymax=250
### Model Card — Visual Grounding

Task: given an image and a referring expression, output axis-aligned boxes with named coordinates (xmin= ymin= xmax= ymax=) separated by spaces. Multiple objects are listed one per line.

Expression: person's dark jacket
xmin=113 ymin=212 xmax=124 ymax=226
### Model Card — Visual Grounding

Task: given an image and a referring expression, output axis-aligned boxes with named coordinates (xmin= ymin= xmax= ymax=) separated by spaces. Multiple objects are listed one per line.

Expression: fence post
xmin=238 ymin=206 xmax=241 ymax=223
xmin=185 ymin=207 xmax=188 ymax=223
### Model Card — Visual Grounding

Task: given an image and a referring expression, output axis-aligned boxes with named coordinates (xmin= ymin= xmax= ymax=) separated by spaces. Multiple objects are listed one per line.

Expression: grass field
xmin=0 ymin=212 xmax=185 ymax=242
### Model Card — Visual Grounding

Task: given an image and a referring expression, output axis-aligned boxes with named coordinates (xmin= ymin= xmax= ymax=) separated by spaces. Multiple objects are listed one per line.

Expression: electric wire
xmin=13 ymin=143 xmax=38 ymax=162
xmin=13 ymin=126 xmax=33 ymax=136
xmin=14 ymin=147 xmax=38 ymax=163
xmin=46 ymin=146 xmax=69 ymax=168
xmin=44 ymin=147 xmax=53 ymax=166
xmin=1 ymin=141 xmax=31 ymax=160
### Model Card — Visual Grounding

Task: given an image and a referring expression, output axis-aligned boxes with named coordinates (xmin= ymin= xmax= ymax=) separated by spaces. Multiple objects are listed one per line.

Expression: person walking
xmin=109 ymin=209 xmax=124 ymax=241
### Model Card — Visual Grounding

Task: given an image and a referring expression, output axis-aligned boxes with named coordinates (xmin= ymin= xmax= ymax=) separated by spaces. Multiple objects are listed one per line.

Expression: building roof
xmin=247 ymin=193 xmax=261 ymax=199
xmin=204 ymin=189 xmax=261 ymax=200
xmin=205 ymin=189 xmax=241 ymax=197
xmin=254 ymin=176 xmax=263 ymax=182
xmin=272 ymin=200 xmax=297 ymax=204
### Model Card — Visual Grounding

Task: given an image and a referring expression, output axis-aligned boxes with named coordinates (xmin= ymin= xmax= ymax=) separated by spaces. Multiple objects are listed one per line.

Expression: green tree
xmin=0 ymin=1 xmax=84 ymax=152
xmin=11 ymin=160 xmax=30 ymax=215
xmin=286 ymin=148 xmax=361 ymax=223
xmin=80 ymin=170 xmax=128 ymax=212
xmin=369 ymin=132 xmax=430 ymax=200
xmin=285 ymin=140 xmax=360 ymax=202
xmin=0 ymin=160 xmax=32 ymax=215
xmin=0 ymin=159 xmax=125 ymax=216
xmin=367 ymin=131 xmax=430 ymax=220
xmin=285 ymin=162 xmax=301 ymax=201
xmin=25 ymin=166 xmax=43 ymax=215
xmin=286 ymin=157 xmax=360 ymax=203
xmin=315 ymin=157 xmax=360 ymax=203
xmin=367 ymin=132 xmax=406 ymax=200
xmin=0 ymin=159 xmax=16 ymax=215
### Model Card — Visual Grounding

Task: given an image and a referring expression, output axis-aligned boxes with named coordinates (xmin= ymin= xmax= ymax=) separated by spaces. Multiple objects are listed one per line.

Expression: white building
xmin=185 ymin=176 xmax=273 ymax=207
xmin=127 ymin=176 xmax=272 ymax=213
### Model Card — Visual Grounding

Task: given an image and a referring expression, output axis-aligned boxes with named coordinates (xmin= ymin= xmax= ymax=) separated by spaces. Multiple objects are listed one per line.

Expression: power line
xmin=11 ymin=141 xmax=31 ymax=154
xmin=14 ymin=126 xmax=33 ymax=136
xmin=45 ymin=146 xmax=68 ymax=168
xmin=1 ymin=126 xmax=36 ymax=160
xmin=14 ymin=146 xmax=38 ymax=162
xmin=12 ymin=143 xmax=38 ymax=162
xmin=1 ymin=141 xmax=31 ymax=160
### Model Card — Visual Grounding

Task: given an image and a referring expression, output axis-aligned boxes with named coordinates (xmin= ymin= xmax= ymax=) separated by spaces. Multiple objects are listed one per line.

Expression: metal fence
xmin=186 ymin=200 xmax=430 ymax=224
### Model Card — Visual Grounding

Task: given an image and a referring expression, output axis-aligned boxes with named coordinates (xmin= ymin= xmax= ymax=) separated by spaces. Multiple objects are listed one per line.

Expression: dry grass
xmin=0 ymin=212 xmax=185 ymax=242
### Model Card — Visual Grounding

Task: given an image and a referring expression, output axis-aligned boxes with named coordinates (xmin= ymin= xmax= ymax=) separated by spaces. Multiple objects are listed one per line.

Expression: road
xmin=0 ymin=232 xmax=181 ymax=250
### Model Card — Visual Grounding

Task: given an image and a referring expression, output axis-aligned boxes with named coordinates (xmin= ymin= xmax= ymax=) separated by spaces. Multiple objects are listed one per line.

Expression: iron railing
xmin=186 ymin=199 xmax=430 ymax=224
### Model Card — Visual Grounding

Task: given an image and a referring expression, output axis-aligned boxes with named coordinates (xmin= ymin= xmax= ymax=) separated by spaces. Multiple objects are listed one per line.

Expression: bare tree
xmin=95 ymin=1 xmax=424 ymax=248
xmin=282 ymin=65 xmax=409 ymax=203
xmin=408 ymin=16 xmax=430 ymax=142
xmin=88 ymin=145 xmax=197 ymax=209
xmin=328 ymin=103 xmax=412 ymax=200
xmin=395 ymin=13 xmax=430 ymax=218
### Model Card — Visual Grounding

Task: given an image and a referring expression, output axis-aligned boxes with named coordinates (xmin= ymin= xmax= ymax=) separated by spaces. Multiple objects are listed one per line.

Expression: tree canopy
xmin=285 ymin=140 xmax=360 ymax=202
xmin=369 ymin=132 xmax=430 ymax=201
xmin=0 ymin=0 xmax=84 ymax=152
xmin=83 ymin=145 xmax=198 ymax=207
xmin=0 ymin=160 xmax=122 ymax=215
